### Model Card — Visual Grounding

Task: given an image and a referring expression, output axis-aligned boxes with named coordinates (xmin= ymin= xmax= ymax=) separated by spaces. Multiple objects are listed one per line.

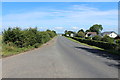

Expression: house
xmin=115 ymin=35 xmax=120 ymax=39
xmin=101 ymin=31 xmax=117 ymax=38
xmin=85 ymin=32 xmax=97 ymax=37
xmin=70 ymin=33 xmax=74 ymax=37
xmin=66 ymin=34 xmax=69 ymax=37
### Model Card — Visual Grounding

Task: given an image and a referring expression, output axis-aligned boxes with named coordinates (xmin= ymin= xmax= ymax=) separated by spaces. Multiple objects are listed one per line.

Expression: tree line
xmin=64 ymin=24 xmax=103 ymax=36
xmin=63 ymin=24 xmax=117 ymax=43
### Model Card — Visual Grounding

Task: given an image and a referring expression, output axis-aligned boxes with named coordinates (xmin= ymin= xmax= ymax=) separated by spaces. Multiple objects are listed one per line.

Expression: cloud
xmin=54 ymin=27 xmax=64 ymax=30
xmin=2 ymin=3 xmax=118 ymax=33
xmin=71 ymin=27 xmax=79 ymax=30
xmin=72 ymin=5 xmax=98 ymax=11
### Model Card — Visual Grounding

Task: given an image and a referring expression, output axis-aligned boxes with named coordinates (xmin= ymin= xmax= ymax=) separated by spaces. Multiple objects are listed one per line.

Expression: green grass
xmin=66 ymin=37 xmax=120 ymax=55
xmin=66 ymin=37 xmax=104 ymax=50
xmin=2 ymin=42 xmax=43 ymax=57
xmin=2 ymin=36 xmax=56 ymax=57
xmin=2 ymin=45 xmax=35 ymax=57
xmin=1 ymin=34 xmax=38 ymax=57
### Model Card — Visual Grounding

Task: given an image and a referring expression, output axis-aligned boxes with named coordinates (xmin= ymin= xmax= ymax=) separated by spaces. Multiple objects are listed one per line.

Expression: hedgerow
xmin=71 ymin=37 xmax=118 ymax=50
xmin=2 ymin=27 xmax=57 ymax=48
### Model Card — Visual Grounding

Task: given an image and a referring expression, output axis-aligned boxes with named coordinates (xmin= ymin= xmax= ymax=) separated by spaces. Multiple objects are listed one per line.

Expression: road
xmin=2 ymin=36 xmax=119 ymax=78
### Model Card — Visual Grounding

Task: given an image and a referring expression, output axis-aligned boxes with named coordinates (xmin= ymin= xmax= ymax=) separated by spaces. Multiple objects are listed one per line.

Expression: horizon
xmin=2 ymin=2 xmax=118 ymax=33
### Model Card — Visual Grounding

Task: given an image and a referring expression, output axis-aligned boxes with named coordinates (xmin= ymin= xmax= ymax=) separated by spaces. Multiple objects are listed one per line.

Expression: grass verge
xmin=2 ymin=36 xmax=56 ymax=58
xmin=2 ymin=45 xmax=35 ymax=57
xmin=66 ymin=37 xmax=120 ymax=55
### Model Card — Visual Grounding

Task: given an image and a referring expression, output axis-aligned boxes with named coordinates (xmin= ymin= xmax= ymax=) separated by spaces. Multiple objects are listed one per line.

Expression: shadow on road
xmin=75 ymin=46 xmax=120 ymax=69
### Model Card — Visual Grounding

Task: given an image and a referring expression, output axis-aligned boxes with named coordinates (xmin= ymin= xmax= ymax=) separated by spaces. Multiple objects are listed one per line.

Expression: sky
xmin=2 ymin=0 xmax=119 ymax=2
xmin=2 ymin=2 xmax=118 ymax=33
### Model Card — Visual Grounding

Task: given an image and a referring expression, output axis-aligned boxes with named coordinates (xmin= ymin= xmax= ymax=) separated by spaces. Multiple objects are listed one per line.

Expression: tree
xmin=64 ymin=30 xmax=74 ymax=37
xmin=85 ymin=30 xmax=91 ymax=35
xmin=78 ymin=29 xmax=84 ymax=33
xmin=89 ymin=24 xmax=103 ymax=34
xmin=52 ymin=30 xmax=57 ymax=35
xmin=101 ymin=35 xmax=114 ymax=43
xmin=76 ymin=31 xmax=85 ymax=38
xmin=64 ymin=30 xmax=68 ymax=36
xmin=65 ymin=30 xmax=67 ymax=34
xmin=67 ymin=31 xmax=74 ymax=36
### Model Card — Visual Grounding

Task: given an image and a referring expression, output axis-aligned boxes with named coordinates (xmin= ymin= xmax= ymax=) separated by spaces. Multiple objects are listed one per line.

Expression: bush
xmin=71 ymin=37 xmax=117 ymax=50
xmin=116 ymin=39 xmax=120 ymax=45
xmin=92 ymin=35 xmax=102 ymax=41
xmin=40 ymin=32 xmax=51 ymax=43
xmin=76 ymin=32 xmax=85 ymax=38
xmin=101 ymin=35 xmax=114 ymax=43
xmin=85 ymin=37 xmax=91 ymax=40
xmin=33 ymin=43 xmax=40 ymax=48
xmin=2 ymin=27 xmax=57 ymax=48
xmin=115 ymin=39 xmax=120 ymax=51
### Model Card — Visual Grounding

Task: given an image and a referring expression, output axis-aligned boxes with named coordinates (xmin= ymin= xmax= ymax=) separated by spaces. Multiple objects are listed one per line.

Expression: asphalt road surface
xmin=2 ymin=36 xmax=119 ymax=78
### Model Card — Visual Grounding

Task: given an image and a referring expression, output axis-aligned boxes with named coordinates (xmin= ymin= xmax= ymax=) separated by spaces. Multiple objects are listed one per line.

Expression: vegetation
xmin=77 ymin=29 xmax=84 ymax=33
xmin=64 ymin=30 xmax=75 ymax=37
xmin=101 ymin=35 xmax=114 ymax=43
xmin=92 ymin=35 xmax=102 ymax=41
xmin=62 ymin=24 xmax=120 ymax=55
xmin=70 ymin=37 xmax=119 ymax=55
xmin=76 ymin=31 xmax=85 ymax=38
xmin=89 ymin=24 xmax=103 ymax=34
xmin=116 ymin=39 xmax=120 ymax=44
xmin=85 ymin=37 xmax=91 ymax=40
xmin=67 ymin=37 xmax=104 ymax=51
xmin=72 ymin=37 xmax=116 ymax=49
xmin=2 ymin=27 xmax=57 ymax=57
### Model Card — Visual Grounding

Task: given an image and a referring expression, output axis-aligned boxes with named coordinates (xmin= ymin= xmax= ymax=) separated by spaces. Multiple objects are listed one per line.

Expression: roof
xmin=115 ymin=35 xmax=120 ymax=39
xmin=102 ymin=31 xmax=117 ymax=35
xmin=86 ymin=32 xmax=97 ymax=35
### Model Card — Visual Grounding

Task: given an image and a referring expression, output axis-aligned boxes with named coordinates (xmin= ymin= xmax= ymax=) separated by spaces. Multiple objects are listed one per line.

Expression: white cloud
xmin=2 ymin=4 xmax=118 ymax=33
xmin=72 ymin=5 xmax=98 ymax=11
xmin=54 ymin=27 xmax=64 ymax=30
xmin=71 ymin=27 xmax=79 ymax=30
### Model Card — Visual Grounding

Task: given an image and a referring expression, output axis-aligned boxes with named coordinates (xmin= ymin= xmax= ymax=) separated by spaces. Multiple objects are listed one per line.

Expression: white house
xmin=70 ymin=33 xmax=74 ymax=37
xmin=85 ymin=32 xmax=97 ymax=37
xmin=66 ymin=34 xmax=69 ymax=37
xmin=101 ymin=31 xmax=117 ymax=38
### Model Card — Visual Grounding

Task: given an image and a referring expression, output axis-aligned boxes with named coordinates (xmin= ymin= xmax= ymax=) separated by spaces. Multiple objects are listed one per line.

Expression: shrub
xmin=85 ymin=37 xmax=91 ymax=40
xmin=116 ymin=39 xmax=120 ymax=45
xmin=115 ymin=39 xmax=120 ymax=51
xmin=71 ymin=37 xmax=117 ymax=50
xmin=101 ymin=35 xmax=114 ymax=43
xmin=33 ymin=43 xmax=40 ymax=48
xmin=92 ymin=35 xmax=102 ymax=41
xmin=4 ymin=45 xmax=15 ymax=52
xmin=2 ymin=27 xmax=57 ymax=48
xmin=76 ymin=32 xmax=85 ymax=38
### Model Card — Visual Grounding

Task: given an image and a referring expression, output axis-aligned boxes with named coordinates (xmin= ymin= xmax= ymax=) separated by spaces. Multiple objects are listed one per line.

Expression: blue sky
xmin=2 ymin=2 xmax=118 ymax=33
xmin=2 ymin=0 xmax=119 ymax=2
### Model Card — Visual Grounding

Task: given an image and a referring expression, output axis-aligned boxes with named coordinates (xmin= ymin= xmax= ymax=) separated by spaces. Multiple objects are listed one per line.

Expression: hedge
xmin=71 ymin=37 xmax=118 ymax=50
xmin=2 ymin=27 xmax=57 ymax=48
